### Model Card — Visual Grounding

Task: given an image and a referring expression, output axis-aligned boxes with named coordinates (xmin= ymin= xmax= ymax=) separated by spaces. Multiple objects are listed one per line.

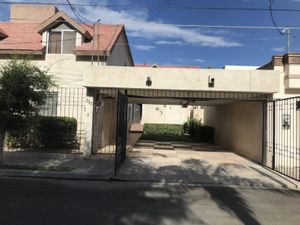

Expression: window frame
xmin=47 ymin=29 xmax=76 ymax=54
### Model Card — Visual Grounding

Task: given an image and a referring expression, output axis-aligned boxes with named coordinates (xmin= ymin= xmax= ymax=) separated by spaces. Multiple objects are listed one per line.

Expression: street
xmin=0 ymin=177 xmax=299 ymax=225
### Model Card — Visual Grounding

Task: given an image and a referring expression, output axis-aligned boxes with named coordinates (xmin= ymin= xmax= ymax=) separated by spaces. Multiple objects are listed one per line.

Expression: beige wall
xmin=84 ymin=67 xmax=280 ymax=93
xmin=96 ymin=98 xmax=117 ymax=151
xmin=107 ymin=32 xmax=133 ymax=66
xmin=142 ymin=104 xmax=204 ymax=124
xmin=11 ymin=4 xmax=57 ymax=23
xmin=204 ymin=101 xmax=264 ymax=163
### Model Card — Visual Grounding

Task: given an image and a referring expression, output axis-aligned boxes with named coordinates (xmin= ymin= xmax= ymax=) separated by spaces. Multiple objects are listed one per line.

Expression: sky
xmin=1 ymin=0 xmax=300 ymax=68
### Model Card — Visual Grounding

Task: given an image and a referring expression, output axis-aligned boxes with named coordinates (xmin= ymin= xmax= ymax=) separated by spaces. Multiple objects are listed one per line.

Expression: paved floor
xmin=117 ymin=140 xmax=300 ymax=188
xmin=2 ymin=140 xmax=300 ymax=188
xmin=3 ymin=152 xmax=115 ymax=176
xmin=0 ymin=177 xmax=299 ymax=225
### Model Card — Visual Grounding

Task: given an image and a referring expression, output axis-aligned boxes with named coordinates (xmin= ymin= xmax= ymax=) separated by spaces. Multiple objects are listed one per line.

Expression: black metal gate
xmin=115 ymin=91 xmax=128 ymax=175
xmin=264 ymin=96 xmax=300 ymax=180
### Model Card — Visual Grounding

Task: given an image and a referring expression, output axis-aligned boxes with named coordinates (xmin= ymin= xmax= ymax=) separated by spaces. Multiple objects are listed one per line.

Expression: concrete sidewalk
xmin=1 ymin=152 xmax=115 ymax=179
xmin=1 ymin=145 xmax=300 ymax=190
xmin=117 ymin=141 xmax=300 ymax=189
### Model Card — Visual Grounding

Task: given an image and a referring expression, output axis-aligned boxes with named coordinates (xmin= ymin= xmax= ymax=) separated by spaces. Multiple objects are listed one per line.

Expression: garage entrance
xmin=116 ymin=140 xmax=296 ymax=187
xmin=91 ymin=88 xmax=273 ymax=176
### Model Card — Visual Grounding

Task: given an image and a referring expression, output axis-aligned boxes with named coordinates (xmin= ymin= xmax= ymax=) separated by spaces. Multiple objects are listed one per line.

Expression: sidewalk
xmin=1 ymin=150 xmax=300 ymax=190
xmin=0 ymin=152 xmax=115 ymax=179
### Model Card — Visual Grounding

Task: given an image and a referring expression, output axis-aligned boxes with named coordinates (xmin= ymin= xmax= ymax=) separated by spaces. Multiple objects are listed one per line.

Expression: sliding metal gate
xmin=115 ymin=91 xmax=128 ymax=175
xmin=264 ymin=96 xmax=300 ymax=180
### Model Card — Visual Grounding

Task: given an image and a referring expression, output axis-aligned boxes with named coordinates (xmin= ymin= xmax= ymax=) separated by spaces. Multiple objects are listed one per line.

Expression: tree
xmin=0 ymin=59 xmax=54 ymax=166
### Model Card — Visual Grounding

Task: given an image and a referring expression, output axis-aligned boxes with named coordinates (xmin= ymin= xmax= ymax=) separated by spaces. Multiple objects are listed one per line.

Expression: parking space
xmin=117 ymin=140 xmax=299 ymax=188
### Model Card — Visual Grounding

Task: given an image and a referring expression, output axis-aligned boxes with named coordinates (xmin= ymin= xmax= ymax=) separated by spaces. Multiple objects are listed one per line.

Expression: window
xmin=48 ymin=30 xmax=76 ymax=54
xmin=39 ymin=92 xmax=58 ymax=116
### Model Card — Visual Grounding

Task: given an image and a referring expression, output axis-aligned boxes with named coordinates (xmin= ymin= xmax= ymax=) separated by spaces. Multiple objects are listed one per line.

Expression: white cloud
xmin=154 ymin=40 xmax=184 ymax=45
xmin=133 ymin=45 xmax=154 ymax=51
xmin=57 ymin=1 xmax=242 ymax=48
xmin=8 ymin=0 xmax=242 ymax=47
xmin=194 ymin=58 xmax=205 ymax=63
xmin=174 ymin=58 xmax=186 ymax=62
xmin=272 ymin=47 xmax=286 ymax=52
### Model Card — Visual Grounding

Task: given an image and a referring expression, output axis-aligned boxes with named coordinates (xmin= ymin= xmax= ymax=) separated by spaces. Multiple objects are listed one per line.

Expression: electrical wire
xmin=2 ymin=1 xmax=300 ymax=13
xmin=268 ymin=0 xmax=285 ymax=35
xmin=64 ymin=0 xmax=95 ymax=26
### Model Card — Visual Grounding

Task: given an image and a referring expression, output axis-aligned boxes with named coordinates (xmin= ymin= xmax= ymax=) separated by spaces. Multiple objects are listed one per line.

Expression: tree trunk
xmin=0 ymin=131 xmax=5 ymax=167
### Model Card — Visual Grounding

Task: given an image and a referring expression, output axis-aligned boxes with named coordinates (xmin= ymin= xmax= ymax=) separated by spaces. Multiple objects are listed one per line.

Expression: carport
xmin=82 ymin=66 xmax=280 ymax=177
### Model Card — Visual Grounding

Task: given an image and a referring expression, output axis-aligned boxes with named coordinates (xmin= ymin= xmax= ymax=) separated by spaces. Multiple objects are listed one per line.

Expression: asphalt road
xmin=0 ymin=177 xmax=299 ymax=225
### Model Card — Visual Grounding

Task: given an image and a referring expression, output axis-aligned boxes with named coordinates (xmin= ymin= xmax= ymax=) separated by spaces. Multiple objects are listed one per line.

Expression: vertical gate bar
xmin=114 ymin=91 xmax=120 ymax=176
xmin=262 ymin=101 xmax=266 ymax=165
xmin=124 ymin=90 xmax=128 ymax=162
xmin=272 ymin=101 xmax=276 ymax=170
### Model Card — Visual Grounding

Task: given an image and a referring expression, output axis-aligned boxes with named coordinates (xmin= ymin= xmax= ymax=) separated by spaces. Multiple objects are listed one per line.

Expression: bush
xmin=183 ymin=118 xmax=202 ymax=136
xmin=38 ymin=116 xmax=78 ymax=149
xmin=6 ymin=118 xmax=40 ymax=148
xmin=6 ymin=116 xmax=78 ymax=150
xmin=143 ymin=123 xmax=183 ymax=136
xmin=183 ymin=119 xmax=215 ymax=143
xmin=194 ymin=126 xmax=215 ymax=143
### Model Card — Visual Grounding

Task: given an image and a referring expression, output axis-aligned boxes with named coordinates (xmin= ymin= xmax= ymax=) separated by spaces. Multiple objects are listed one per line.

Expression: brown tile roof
xmin=36 ymin=10 xmax=92 ymax=39
xmin=0 ymin=27 xmax=8 ymax=38
xmin=0 ymin=20 xmax=126 ymax=56
xmin=0 ymin=22 xmax=44 ymax=52
xmin=74 ymin=24 xmax=124 ymax=55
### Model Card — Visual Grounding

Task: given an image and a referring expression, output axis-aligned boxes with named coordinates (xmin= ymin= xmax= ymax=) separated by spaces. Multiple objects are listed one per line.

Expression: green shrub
xmin=183 ymin=119 xmax=214 ymax=143
xmin=5 ymin=116 xmax=78 ymax=150
xmin=143 ymin=123 xmax=183 ymax=136
xmin=194 ymin=126 xmax=215 ymax=143
xmin=183 ymin=118 xmax=202 ymax=136
xmin=6 ymin=117 xmax=40 ymax=148
xmin=38 ymin=116 xmax=78 ymax=149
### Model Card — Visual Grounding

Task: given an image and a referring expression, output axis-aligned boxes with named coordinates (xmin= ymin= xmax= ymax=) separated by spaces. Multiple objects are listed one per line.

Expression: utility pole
xmin=287 ymin=26 xmax=291 ymax=53
xmin=283 ymin=26 xmax=291 ymax=53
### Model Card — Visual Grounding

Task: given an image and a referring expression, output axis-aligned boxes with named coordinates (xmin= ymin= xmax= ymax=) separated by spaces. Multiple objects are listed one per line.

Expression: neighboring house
xmin=136 ymin=64 xmax=203 ymax=124
xmin=0 ymin=4 xmax=139 ymax=154
xmin=223 ymin=65 xmax=259 ymax=70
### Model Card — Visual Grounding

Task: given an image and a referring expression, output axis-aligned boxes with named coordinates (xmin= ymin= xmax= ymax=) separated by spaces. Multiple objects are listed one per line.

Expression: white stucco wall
xmin=107 ymin=32 xmax=133 ymax=66
xmin=204 ymin=101 xmax=264 ymax=163
xmin=141 ymin=104 xmax=204 ymax=124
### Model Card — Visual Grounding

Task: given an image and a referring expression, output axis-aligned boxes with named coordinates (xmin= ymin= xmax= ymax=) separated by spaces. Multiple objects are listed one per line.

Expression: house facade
xmin=1 ymin=4 xmax=300 ymax=179
xmin=0 ymin=4 xmax=139 ymax=154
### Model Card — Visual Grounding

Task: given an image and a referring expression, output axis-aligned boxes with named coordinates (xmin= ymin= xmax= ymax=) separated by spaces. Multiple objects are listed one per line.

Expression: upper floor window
xmin=48 ymin=30 xmax=76 ymax=54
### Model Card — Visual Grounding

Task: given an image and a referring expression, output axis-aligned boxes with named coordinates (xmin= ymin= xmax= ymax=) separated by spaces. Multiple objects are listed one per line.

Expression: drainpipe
xmin=91 ymin=23 xmax=95 ymax=65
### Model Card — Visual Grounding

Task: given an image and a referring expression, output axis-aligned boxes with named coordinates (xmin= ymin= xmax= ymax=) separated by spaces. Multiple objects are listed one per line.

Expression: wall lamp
xmin=208 ymin=76 xmax=215 ymax=88
xmin=146 ymin=76 xmax=152 ymax=86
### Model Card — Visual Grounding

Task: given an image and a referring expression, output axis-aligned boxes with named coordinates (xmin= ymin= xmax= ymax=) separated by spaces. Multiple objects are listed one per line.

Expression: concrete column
xmin=83 ymin=89 xmax=94 ymax=158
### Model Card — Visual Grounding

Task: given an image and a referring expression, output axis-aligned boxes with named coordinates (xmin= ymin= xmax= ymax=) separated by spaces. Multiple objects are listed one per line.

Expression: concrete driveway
xmin=117 ymin=141 xmax=299 ymax=189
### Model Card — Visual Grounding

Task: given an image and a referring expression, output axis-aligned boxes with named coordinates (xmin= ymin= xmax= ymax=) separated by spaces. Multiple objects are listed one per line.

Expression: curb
xmin=0 ymin=169 xmax=299 ymax=190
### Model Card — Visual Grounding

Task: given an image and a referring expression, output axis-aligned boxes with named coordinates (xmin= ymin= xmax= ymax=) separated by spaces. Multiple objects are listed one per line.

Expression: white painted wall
xmin=204 ymin=101 xmax=264 ymax=163
xmin=141 ymin=104 xmax=204 ymax=124
xmin=107 ymin=32 xmax=133 ymax=66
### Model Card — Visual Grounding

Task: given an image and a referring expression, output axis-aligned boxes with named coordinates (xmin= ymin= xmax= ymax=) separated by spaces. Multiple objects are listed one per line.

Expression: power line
xmin=2 ymin=1 xmax=300 ymax=13
xmin=64 ymin=0 xmax=94 ymax=25
xmin=268 ymin=0 xmax=285 ymax=35
xmin=0 ymin=34 xmax=289 ymax=46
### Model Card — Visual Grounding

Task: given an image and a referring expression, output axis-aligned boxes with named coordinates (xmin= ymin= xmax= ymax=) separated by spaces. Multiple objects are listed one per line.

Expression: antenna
xmin=282 ymin=26 xmax=291 ymax=53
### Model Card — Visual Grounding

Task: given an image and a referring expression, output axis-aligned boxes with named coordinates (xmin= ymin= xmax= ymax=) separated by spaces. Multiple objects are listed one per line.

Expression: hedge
xmin=38 ymin=116 xmax=77 ymax=149
xmin=143 ymin=123 xmax=183 ymax=136
xmin=183 ymin=119 xmax=215 ymax=143
xmin=6 ymin=116 xmax=78 ymax=149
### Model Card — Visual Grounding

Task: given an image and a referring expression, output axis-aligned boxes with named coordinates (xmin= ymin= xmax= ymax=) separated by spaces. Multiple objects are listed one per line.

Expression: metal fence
xmin=114 ymin=91 xmax=128 ymax=175
xmin=264 ymin=97 xmax=300 ymax=180
xmin=5 ymin=87 xmax=85 ymax=153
